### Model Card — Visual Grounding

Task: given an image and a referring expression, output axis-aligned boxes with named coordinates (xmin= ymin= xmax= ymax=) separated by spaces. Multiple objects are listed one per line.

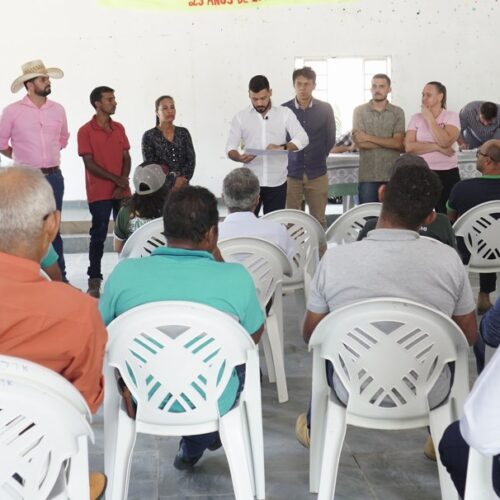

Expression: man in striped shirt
xmin=459 ymin=101 xmax=500 ymax=150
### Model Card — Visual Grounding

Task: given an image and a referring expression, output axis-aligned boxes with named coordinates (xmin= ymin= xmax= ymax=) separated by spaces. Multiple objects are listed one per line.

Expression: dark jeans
xmin=44 ymin=169 xmax=66 ymax=278
xmin=254 ymin=182 xmax=287 ymax=216
xmin=358 ymin=181 xmax=384 ymax=204
xmin=439 ymin=420 xmax=500 ymax=498
xmin=180 ymin=365 xmax=246 ymax=459
xmin=88 ymin=199 xmax=121 ymax=279
xmin=434 ymin=168 xmax=461 ymax=214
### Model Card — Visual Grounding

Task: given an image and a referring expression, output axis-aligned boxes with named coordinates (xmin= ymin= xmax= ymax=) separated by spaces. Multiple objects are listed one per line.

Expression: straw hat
xmin=11 ymin=59 xmax=64 ymax=93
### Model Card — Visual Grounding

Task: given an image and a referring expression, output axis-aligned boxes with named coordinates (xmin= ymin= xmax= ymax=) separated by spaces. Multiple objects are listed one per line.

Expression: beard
xmin=34 ymin=86 xmax=51 ymax=97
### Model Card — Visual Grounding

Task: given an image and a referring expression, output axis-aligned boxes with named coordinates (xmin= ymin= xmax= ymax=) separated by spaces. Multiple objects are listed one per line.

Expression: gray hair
xmin=223 ymin=167 xmax=260 ymax=212
xmin=0 ymin=167 xmax=56 ymax=252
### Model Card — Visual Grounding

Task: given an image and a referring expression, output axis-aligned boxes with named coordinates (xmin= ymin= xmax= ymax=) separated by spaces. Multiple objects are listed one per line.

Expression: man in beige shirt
xmin=352 ymin=74 xmax=405 ymax=203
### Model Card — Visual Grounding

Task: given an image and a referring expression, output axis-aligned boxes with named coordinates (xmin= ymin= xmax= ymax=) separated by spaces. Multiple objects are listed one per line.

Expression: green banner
xmin=98 ymin=0 xmax=351 ymax=11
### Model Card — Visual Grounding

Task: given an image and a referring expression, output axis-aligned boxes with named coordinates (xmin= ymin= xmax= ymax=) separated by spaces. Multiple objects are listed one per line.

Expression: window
xmin=294 ymin=56 xmax=391 ymax=136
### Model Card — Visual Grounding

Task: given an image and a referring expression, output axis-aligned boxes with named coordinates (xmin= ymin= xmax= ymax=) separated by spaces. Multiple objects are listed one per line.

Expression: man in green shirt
xmin=100 ymin=185 xmax=264 ymax=470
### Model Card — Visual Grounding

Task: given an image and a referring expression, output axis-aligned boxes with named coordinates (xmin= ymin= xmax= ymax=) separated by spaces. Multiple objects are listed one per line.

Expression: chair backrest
xmin=325 ymin=202 xmax=382 ymax=244
xmin=0 ymin=379 xmax=93 ymax=500
xmin=309 ymin=298 xmax=469 ymax=428
xmin=119 ymin=217 xmax=166 ymax=259
xmin=453 ymin=200 xmax=500 ymax=273
xmin=262 ymin=209 xmax=326 ymax=288
xmin=106 ymin=301 xmax=257 ymax=429
xmin=0 ymin=355 xmax=91 ymax=420
xmin=218 ymin=236 xmax=292 ymax=307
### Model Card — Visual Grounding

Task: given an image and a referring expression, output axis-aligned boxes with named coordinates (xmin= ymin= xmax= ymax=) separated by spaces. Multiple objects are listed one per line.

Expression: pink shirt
xmin=0 ymin=95 xmax=69 ymax=168
xmin=407 ymin=110 xmax=460 ymax=171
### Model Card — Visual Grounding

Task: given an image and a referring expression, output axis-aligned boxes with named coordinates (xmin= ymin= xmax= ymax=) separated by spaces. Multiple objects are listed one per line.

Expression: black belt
xmin=41 ymin=166 xmax=60 ymax=175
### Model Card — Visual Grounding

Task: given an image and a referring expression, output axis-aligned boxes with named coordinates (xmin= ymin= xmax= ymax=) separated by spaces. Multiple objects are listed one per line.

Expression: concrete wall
xmin=0 ymin=0 xmax=498 ymax=199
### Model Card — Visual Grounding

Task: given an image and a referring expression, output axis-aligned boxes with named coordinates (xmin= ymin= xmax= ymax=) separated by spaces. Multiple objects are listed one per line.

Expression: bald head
xmin=0 ymin=167 xmax=57 ymax=258
xmin=477 ymin=140 xmax=500 ymax=175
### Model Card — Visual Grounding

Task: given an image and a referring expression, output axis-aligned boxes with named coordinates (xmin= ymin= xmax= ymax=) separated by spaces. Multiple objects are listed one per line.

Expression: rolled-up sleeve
xmin=284 ymin=108 xmax=308 ymax=151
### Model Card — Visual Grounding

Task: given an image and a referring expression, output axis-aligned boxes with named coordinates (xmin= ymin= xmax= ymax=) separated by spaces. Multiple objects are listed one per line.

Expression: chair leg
xmin=317 ymin=399 xmax=347 ymax=500
xmin=429 ymin=404 xmax=460 ymax=500
xmin=265 ymin=312 xmax=288 ymax=403
xmin=106 ymin=402 xmax=137 ymax=500
xmin=219 ymin=408 xmax=255 ymax=500
xmin=261 ymin=327 xmax=277 ymax=383
xmin=66 ymin=435 xmax=90 ymax=500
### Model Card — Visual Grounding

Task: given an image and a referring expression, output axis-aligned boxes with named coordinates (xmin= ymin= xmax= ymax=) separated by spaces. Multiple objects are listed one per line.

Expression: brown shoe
xmin=477 ymin=292 xmax=493 ymax=315
xmin=87 ymin=278 xmax=102 ymax=299
xmin=89 ymin=471 xmax=107 ymax=500
xmin=295 ymin=413 xmax=310 ymax=449
xmin=424 ymin=435 xmax=436 ymax=461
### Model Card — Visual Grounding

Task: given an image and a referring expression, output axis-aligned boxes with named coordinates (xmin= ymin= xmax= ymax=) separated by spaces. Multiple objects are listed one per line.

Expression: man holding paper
xmin=226 ymin=75 xmax=308 ymax=214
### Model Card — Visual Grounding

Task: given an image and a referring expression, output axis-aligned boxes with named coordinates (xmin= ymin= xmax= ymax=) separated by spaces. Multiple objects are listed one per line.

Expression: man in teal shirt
xmin=99 ymin=185 xmax=264 ymax=469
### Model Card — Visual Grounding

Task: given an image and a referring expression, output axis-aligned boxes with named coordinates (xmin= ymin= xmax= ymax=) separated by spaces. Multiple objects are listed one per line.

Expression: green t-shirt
xmin=114 ymin=205 xmax=152 ymax=241
xmin=99 ymin=247 xmax=264 ymax=415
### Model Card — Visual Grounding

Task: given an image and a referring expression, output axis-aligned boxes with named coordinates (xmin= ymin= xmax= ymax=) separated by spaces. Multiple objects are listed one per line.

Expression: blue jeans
xmin=358 ymin=181 xmax=384 ymax=204
xmin=88 ymin=199 xmax=121 ymax=279
xmin=180 ymin=365 xmax=246 ymax=459
xmin=439 ymin=421 xmax=500 ymax=498
xmin=44 ymin=169 xmax=66 ymax=278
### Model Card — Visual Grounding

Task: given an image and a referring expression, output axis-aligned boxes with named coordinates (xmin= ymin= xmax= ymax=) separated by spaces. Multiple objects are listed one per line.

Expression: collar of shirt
xmin=0 ymin=252 xmax=42 ymax=283
xmin=21 ymin=94 xmax=54 ymax=110
xmin=151 ymin=246 xmax=215 ymax=261
xmin=294 ymin=98 xmax=314 ymax=109
xmin=223 ymin=211 xmax=258 ymax=223
xmin=368 ymin=100 xmax=393 ymax=113
xmin=90 ymin=115 xmax=117 ymax=131
xmin=365 ymin=228 xmax=420 ymax=241
xmin=481 ymin=174 xmax=500 ymax=179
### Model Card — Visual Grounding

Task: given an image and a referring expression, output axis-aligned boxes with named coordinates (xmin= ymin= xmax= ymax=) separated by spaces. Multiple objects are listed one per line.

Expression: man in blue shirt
xmin=100 ymin=185 xmax=264 ymax=470
xmin=283 ymin=67 xmax=336 ymax=228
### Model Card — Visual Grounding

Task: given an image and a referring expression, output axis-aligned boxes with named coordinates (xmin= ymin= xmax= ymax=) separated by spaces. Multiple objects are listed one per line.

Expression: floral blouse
xmin=141 ymin=126 xmax=196 ymax=180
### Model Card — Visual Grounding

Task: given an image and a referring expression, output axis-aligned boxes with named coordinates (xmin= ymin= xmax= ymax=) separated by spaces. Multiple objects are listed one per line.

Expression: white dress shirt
xmin=460 ymin=347 xmax=500 ymax=455
xmin=219 ymin=211 xmax=295 ymax=263
xmin=226 ymin=105 xmax=309 ymax=187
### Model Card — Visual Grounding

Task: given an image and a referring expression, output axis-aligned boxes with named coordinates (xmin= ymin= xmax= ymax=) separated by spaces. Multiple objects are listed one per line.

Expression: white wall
xmin=0 ymin=0 xmax=498 ymax=200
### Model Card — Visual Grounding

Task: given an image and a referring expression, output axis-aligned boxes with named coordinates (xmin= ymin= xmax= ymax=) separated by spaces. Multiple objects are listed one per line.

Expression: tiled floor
xmin=65 ymin=253 xmax=490 ymax=500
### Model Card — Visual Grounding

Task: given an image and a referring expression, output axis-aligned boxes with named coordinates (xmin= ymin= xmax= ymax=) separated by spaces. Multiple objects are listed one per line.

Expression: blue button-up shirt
xmin=282 ymin=97 xmax=336 ymax=180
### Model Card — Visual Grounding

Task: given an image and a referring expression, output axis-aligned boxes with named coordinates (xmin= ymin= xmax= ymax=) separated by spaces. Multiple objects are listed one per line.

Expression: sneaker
xmin=87 ymin=278 xmax=102 ymax=299
xmin=477 ymin=292 xmax=493 ymax=315
xmin=424 ymin=435 xmax=436 ymax=461
xmin=173 ymin=447 xmax=203 ymax=470
xmin=295 ymin=413 xmax=310 ymax=449
xmin=89 ymin=472 xmax=107 ymax=500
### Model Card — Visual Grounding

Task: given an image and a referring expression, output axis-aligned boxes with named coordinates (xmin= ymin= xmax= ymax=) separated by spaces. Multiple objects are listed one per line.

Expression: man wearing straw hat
xmin=0 ymin=59 xmax=69 ymax=280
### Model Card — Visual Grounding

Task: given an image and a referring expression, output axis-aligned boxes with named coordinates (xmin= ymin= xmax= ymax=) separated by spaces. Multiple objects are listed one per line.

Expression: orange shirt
xmin=0 ymin=252 xmax=107 ymax=413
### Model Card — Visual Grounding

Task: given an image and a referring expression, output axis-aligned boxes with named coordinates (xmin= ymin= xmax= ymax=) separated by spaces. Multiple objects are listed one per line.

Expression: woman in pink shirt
xmin=405 ymin=81 xmax=461 ymax=213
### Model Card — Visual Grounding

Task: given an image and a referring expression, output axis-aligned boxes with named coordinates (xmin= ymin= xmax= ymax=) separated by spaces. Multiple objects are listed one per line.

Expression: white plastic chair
xmin=453 ymin=200 xmax=500 ymax=273
xmin=104 ymin=301 xmax=265 ymax=500
xmin=308 ymin=298 xmax=470 ymax=500
xmin=464 ymin=447 xmax=498 ymax=500
xmin=119 ymin=217 xmax=166 ymax=259
xmin=0 ymin=378 xmax=94 ymax=500
xmin=219 ymin=236 xmax=293 ymax=403
xmin=262 ymin=209 xmax=326 ymax=311
xmin=0 ymin=355 xmax=91 ymax=420
xmin=325 ymin=202 xmax=382 ymax=244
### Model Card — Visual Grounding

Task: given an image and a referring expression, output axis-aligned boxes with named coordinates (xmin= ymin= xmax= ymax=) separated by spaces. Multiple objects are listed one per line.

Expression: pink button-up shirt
xmin=0 ymin=95 xmax=69 ymax=168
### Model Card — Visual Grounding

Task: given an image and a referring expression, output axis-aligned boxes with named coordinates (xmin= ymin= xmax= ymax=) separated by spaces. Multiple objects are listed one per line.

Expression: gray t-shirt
xmin=308 ymin=228 xmax=475 ymax=406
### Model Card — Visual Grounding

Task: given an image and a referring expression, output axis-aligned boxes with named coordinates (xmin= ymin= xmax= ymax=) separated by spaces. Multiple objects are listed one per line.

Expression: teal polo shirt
xmin=99 ymin=246 xmax=264 ymax=415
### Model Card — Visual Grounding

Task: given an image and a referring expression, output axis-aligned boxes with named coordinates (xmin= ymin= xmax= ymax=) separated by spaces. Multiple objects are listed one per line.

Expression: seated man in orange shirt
xmin=0 ymin=166 xmax=108 ymax=500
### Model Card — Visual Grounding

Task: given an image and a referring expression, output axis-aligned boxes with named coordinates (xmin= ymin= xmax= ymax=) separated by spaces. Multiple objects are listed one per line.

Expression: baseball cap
xmin=133 ymin=163 xmax=167 ymax=195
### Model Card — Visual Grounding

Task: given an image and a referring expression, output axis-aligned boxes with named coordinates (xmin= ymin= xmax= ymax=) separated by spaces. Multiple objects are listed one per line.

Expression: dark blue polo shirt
xmin=282 ymin=98 xmax=336 ymax=180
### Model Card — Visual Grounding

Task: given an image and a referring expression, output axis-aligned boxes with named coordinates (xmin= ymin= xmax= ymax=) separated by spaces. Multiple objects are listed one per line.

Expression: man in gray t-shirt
xmin=296 ymin=162 xmax=477 ymax=455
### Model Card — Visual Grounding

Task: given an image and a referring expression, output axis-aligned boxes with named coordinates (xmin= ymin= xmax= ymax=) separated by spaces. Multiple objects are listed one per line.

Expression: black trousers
xmin=254 ymin=182 xmax=287 ymax=216
xmin=434 ymin=167 xmax=461 ymax=214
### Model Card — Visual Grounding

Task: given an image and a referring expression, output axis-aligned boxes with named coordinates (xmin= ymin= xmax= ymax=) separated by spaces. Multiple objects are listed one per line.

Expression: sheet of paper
xmin=244 ymin=148 xmax=289 ymax=156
